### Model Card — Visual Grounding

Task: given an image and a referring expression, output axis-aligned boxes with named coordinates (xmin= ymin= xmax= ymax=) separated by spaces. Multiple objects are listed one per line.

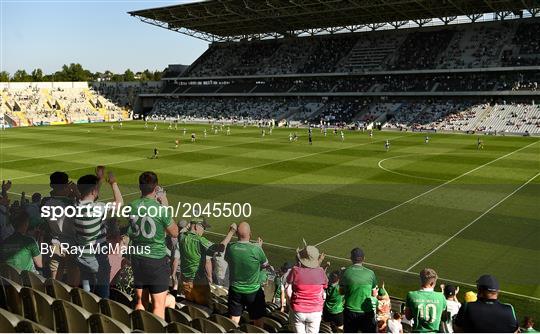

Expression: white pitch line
xmin=315 ymin=140 xmax=539 ymax=247
xmin=110 ymin=134 xmax=413 ymax=201
xmin=378 ymin=153 xmax=448 ymax=182
xmin=405 ymin=171 xmax=540 ymax=271
xmin=205 ymin=231 xmax=540 ymax=302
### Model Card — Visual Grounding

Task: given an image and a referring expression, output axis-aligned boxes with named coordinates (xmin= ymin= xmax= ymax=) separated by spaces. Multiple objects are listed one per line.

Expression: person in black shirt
xmin=454 ymin=274 xmax=518 ymax=333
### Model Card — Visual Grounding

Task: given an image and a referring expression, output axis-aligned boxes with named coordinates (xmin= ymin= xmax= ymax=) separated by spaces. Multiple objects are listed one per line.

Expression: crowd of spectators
xmin=92 ymin=82 xmax=161 ymax=108
xmin=314 ymin=99 xmax=370 ymax=125
xmin=0 ymin=172 xmax=534 ymax=333
xmin=385 ymin=101 xmax=473 ymax=131
xmin=298 ymin=36 xmax=357 ymax=74
xmin=179 ymin=20 xmax=540 ymax=79
xmin=383 ymin=30 xmax=456 ymax=71
xmin=513 ymin=22 xmax=540 ymax=55
xmin=151 ymin=98 xmax=292 ymax=121
xmin=149 ymin=96 xmax=540 ymax=133
xmin=384 ymin=100 xmax=540 ymax=134
xmin=1 ymin=86 xmax=127 ymax=125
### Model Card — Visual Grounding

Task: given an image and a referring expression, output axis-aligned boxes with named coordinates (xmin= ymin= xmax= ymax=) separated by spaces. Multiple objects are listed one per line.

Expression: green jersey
xmin=0 ymin=232 xmax=40 ymax=271
xmin=339 ymin=264 xmax=377 ymax=313
xmin=406 ymin=289 xmax=447 ymax=333
xmin=225 ymin=241 xmax=268 ymax=294
xmin=178 ymin=232 xmax=213 ymax=281
xmin=128 ymin=197 xmax=173 ymax=259
xmin=273 ymin=275 xmax=282 ymax=299
xmin=325 ymin=283 xmax=345 ymax=314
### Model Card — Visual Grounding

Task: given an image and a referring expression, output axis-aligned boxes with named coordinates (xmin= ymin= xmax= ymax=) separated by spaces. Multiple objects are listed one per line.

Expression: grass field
xmin=1 ymin=121 xmax=539 ymax=319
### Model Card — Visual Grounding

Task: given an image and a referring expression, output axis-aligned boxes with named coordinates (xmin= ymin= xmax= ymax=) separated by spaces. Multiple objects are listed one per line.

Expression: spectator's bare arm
xmin=166 ymin=221 xmax=179 ymax=238
xmin=219 ymin=223 xmax=237 ymax=248
xmin=205 ymin=258 xmax=213 ymax=284
xmin=33 ymin=254 xmax=43 ymax=269
xmin=1 ymin=180 xmax=12 ymax=199
xmin=107 ymin=171 xmax=123 ymax=206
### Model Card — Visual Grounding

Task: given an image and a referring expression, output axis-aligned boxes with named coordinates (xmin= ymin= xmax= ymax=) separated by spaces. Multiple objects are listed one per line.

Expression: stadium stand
xmin=158 ymin=19 xmax=540 ymax=79
xmin=0 ymin=83 xmax=138 ymax=127
xmin=126 ymin=15 xmax=540 ymax=134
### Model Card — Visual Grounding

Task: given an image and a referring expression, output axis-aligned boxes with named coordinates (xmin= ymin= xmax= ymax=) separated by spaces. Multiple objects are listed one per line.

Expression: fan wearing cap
xmin=285 ymin=241 xmax=328 ymax=333
xmin=41 ymin=171 xmax=79 ymax=284
xmin=178 ymin=217 xmax=237 ymax=306
xmin=440 ymin=284 xmax=461 ymax=333
xmin=454 ymin=274 xmax=519 ymax=333
xmin=405 ymin=268 xmax=447 ymax=333
xmin=323 ymin=270 xmax=345 ymax=331
xmin=225 ymin=222 xmax=270 ymax=328
xmin=339 ymin=247 xmax=378 ymax=333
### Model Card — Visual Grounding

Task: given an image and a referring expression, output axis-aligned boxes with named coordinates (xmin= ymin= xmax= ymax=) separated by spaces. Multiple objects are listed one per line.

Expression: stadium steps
xmin=13 ymin=111 xmax=30 ymax=127
xmin=2 ymin=113 xmax=17 ymax=127
xmin=83 ymin=88 xmax=106 ymax=120
xmin=41 ymin=89 xmax=55 ymax=112
xmin=298 ymin=102 xmax=326 ymax=121
xmin=469 ymin=104 xmax=493 ymax=130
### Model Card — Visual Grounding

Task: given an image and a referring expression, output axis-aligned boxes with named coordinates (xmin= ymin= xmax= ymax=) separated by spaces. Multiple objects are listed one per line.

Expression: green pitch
xmin=1 ymin=121 xmax=539 ymax=318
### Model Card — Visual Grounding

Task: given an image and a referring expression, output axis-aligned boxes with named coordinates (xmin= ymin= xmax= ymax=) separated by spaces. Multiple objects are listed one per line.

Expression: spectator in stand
xmin=286 ymin=242 xmax=328 ymax=333
xmin=165 ymin=234 xmax=181 ymax=297
xmin=523 ymin=317 xmax=538 ymax=332
xmin=210 ymin=242 xmax=229 ymax=288
xmin=225 ymin=221 xmax=269 ymax=327
xmin=25 ymin=192 xmax=42 ymax=229
xmin=323 ymin=270 xmax=345 ymax=331
xmin=454 ymin=274 xmax=519 ymax=333
xmin=387 ymin=312 xmax=403 ymax=334
xmin=464 ymin=290 xmax=477 ymax=303
xmin=277 ymin=261 xmax=294 ymax=312
xmin=375 ymin=283 xmax=391 ymax=333
xmin=74 ymin=166 xmax=123 ymax=299
xmin=0 ymin=180 xmax=13 ymax=241
xmin=128 ymin=171 xmax=178 ymax=319
xmin=179 ymin=218 xmax=236 ymax=306
xmin=405 ymin=268 xmax=446 ymax=333
xmin=42 ymin=171 xmax=79 ymax=285
xmin=0 ymin=210 xmax=42 ymax=272
xmin=440 ymin=284 xmax=461 ymax=333
xmin=339 ymin=247 xmax=378 ymax=333
xmin=272 ymin=265 xmax=284 ymax=306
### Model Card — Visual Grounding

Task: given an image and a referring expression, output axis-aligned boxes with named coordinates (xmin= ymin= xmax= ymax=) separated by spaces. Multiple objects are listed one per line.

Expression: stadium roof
xmin=129 ymin=0 xmax=539 ymax=42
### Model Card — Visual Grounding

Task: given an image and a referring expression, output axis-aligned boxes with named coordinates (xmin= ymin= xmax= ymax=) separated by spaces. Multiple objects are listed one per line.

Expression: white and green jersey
xmin=406 ymin=289 xmax=447 ymax=333
xmin=73 ymin=200 xmax=109 ymax=257
xmin=128 ymin=197 xmax=173 ymax=259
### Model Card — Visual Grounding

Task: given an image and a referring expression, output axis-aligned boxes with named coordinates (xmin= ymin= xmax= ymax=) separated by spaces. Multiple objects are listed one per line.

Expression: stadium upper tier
xmin=169 ymin=18 xmax=540 ymax=79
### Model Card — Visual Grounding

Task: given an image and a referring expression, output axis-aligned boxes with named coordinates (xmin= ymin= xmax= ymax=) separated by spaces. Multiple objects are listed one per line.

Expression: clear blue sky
xmin=1 ymin=0 xmax=208 ymax=74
